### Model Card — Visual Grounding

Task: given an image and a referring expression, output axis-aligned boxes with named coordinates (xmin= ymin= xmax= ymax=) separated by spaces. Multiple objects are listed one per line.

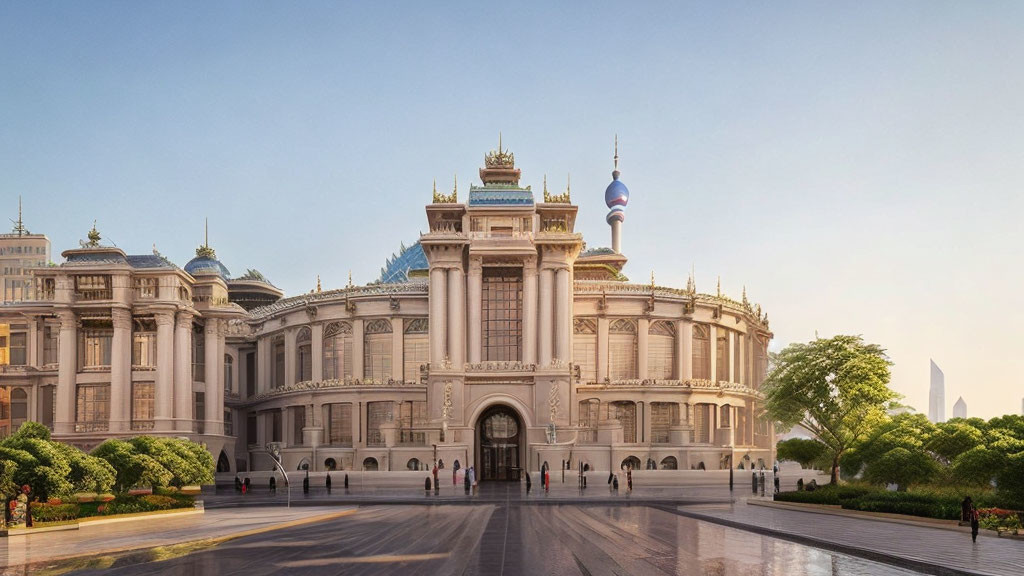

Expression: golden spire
xmin=650 ymin=270 xmax=655 ymax=286
xmin=205 ymin=217 xmax=208 ymax=247
xmin=498 ymin=131 xmax=503 ymax=153
xmin=717 ymin=276 xmax=721 ymax=298
xmin=452 ymin=173 xmax=458 ymax=202
xmin=347 ymin=270 xmax=353 ymax=288
xmin=433 ymin=179 xmax=437 ymax=194
xmin=543 ymin=174 xmax=547 ymax=194
xmin=566 ymin=173 xmax=571 ymax=194
xmin=316 ymin=275 xmax=322 ymax=293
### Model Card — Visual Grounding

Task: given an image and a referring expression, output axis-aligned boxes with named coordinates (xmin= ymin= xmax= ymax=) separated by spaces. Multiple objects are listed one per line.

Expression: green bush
xmin=774 ymin=484 xmax=873 ymax=505
xmin=30 ymin=502 xmax=80 ymax=523
xmin=140 ymin=494 xmax=178 ymax=510
xmin=842 ymin=491 xmax=961 ymax=520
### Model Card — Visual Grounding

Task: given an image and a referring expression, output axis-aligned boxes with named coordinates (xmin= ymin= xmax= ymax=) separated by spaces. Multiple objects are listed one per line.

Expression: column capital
xmin=155 ymin=311 xmax=175 ymax=327
xmin=111 ymin=307 xmax=132 ymax=329
xmin=57 ymin=310 xmax=77 ymax=328
xmin=176 ymin=311 xmax=194 ymax=328
xmin=468 ymin=257 xmax=483 ymax=274
xmin=205 ymin=318 xmax=220 ymax=335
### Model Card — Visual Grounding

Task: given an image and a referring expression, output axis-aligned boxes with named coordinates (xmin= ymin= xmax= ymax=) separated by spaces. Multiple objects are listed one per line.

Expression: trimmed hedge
xmin=776 ymin=484 xmax=1020 ymax=520
xmin=30 ymin=502 xmax=80 ymax=523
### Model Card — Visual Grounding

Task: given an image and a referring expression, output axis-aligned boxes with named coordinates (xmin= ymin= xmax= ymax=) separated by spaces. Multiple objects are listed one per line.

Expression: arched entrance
xmin=476 ymin=405 xmax=523 ymax=481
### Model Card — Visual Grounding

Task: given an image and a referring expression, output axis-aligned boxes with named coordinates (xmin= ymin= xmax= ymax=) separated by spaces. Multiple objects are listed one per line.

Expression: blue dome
xmin=184 ymin=255 xmax=231 ymax=278
xmin=605 ymin=177 xmax=629 ymax=208
xmin=379 ymin=240 xmax=428 ymax=283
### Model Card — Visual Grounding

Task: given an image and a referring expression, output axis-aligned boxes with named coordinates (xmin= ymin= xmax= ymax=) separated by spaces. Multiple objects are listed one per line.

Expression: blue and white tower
xmin=605 ymin=136 xmax=630 ymax=254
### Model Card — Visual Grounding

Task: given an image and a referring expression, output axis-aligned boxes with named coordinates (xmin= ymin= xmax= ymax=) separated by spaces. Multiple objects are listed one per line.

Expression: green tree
xmin=864 ymin=446 xmax=940 ymax=490
xmin=950 ymin=446 xmax=1004 ymax=487
xmin=926 ymin=420 xmax=984 ymax=465
xmin=776 ymin=438 xmax=828 ymax=469
xmin=996 ymin=451 xmax=1024 ymax=502
xmin=842 ymin=413 xmax=936 ymax=481
xmin=92 ymin=439 xmax=172 ymax=492
xmin=0 ymin=439 xmax=72 ymax=500
xmin=763 ymin=335 xmax=895 ymax=484
xmin=128 ymin=437 xmax=214 ymax=487
xmin=53 ymin=443 xmax=115 ymax=494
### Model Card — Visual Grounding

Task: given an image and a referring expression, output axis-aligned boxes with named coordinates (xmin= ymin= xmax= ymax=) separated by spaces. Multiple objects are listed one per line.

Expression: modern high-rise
xmin=0 ymin=198 xmax=50 ymax=303
xmin=929 ymin=360 xmax=945 ymax=423
xmin=952 ymin=396 xmax=966 ymax=419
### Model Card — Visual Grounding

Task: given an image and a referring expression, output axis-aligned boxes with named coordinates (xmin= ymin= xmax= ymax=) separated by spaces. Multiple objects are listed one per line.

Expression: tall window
xmin=322 ymin=322 xmax=352 ymax=381
xmin=132 ymin=319 xmax=157 ymax=369
xmin=608 ymin=400 xmax=637 ymax=443
xmin=194 ymin=392 xmax=205 ymax=434
xmin=269 ymin=409 xmax=282 ymax=442
xmin=245 ymin=352 xmax=255 ymax=396
xmin=734 ymin=333 xmax=742 ymax=384
xmin=41 ymin=385 xmax=55 ymax=429
xmin=366 ymin=401 xmax=392 ymax=447
xmin=291 ymin=406 xmax=306 ymax=445
xmin=609 ymin=319 xmax=637 ymax=381
xmin=79 ymin=319 xmax=113 ymax=370
xmin=43 ymin=324 xmax=58 ymax=365
xmin=403 ymin=319 xmax=428 ymax=382
xmin=754 ymin=335 xmax=768 ymax=388
xmin=246 ymin=414 xmax=257 ymax=446
xmin=296 ymin=327 xmax=312 ymax=382
xmin=8 ymin=332 xmax=27 ymax=365
xmin=716 ymin=328 xmax=730 ymax=381
xmin=271 ymin=335 xmax=285 ymax=388
xmin=397 ymin=401 xmax=427 ymax=445
xmin=75 ymin=275 xmax=111 ymax=300
xmin=11 ymin=388 xmax=28 ymax=428
xmin=224 ymin=410 xmax=233 ymax=436
xmin=694 ymin=403 xmax=711 ymax=444
xmin=224 ymin=354 xmax=233 ymax=393
xmin=481 ymin=267 xmax=522 ymax=361
xmin=327 ymin=403 xmax=353 ymax=446
xmin=721 ymin=404 xmax=731 ymax=427
xmin=692 ymin=324 xmax=710 ymax=380
xmin=363 ymin=319 xmax=393 ymax=381
xmin=573 ymin=319 xmax=597 ymax=383
xmin=75 ymin=384 xmax=110 ymax=432
xmin=192 ymin=324 xmax=205 ymax=382
xmin=647 ymin=321 xmax=675 ymax=380
xmin=651 ymin=402 xmax=679 ymax=444
xmin=131 ymin=382 xmax=155 ymax=431
xmin=579 ymin=398 xmax=600 ymax=443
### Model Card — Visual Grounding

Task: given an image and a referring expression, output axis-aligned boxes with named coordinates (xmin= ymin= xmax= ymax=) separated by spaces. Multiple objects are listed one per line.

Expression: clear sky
xmin=3 ymin=2 xmax=1022 ymax=419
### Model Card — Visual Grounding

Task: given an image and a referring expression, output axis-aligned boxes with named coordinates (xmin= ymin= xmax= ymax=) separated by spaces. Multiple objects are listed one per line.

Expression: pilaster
xmin=55 ymin=310 xmax=77 ymax=435
xmin=538 ymin=268 xmax=553 ymax=366
xmin=522 ymin=259 xmax=537 ymax=364
xmin=467 ymin=259 xmax=483 ymax=363
xmin=173 ymin=311 xmax=193 ymax=432
xmin=311 ymin=322 xmax=324 ymax=382
xmin=109 ymin=307 xmax=132 ymax=433
xmin=447 ymin=267 xmax=465 ymax=366
xmin=637 ymin=317 xmax=649 ymax=381
xmin=154 ymin=312 xmax=175 ymax=431
xmin=429 ymin=267 xmax=447 ymax=364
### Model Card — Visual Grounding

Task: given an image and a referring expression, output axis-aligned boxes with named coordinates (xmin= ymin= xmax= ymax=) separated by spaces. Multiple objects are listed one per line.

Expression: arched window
xmin=271 ymin=335 xmax=285 ymax=389
xmin=716 ymin=328 xmax=730 ymax=382
xmin=296 ymin=327 xmax=312 ymax=382
xmin=578 ymin=398 xmax=600 ymax=443
xmin=608 ymin=400 xmax=637 ymax=443
xmin=322 ymin=322 xmax=353 ymax=381
xmin=650 ymin=402 xmax=679 ymax=444
xmin=407 ymin=458 xmax=421 ymax=471
xmin=692 ymin=325 xmax=710 ymax=380
xmin=224 ymin=354 xmax=234 ymax=394
xmin=573 ymin=319 xmax=597 ymax=383
xmin=324 ymin=458 xmax=337 ymax=471
xmin=362 ymin=457 xmax=379 ymax=471
xmin=217 ymin=451 xmax=231 ymax=473
xmin=608 ymin=319 xmax=637 ymax=381
xmin=11 ymin=388 xmax=28 ymax=427
xmin=660 ymin=456 xmax=678 ymax=470
xmin=754 ymin=334 xmax=768 ymax=388
xmin=647 ymin=321 xmax=675 ymax=380
xmin=620 ymin=455 xmax=642 ymax=470
xmin=403 ymin=318 xmax=428 ymax=382
xmin=363 ymin=319 xmax=392 ymax=381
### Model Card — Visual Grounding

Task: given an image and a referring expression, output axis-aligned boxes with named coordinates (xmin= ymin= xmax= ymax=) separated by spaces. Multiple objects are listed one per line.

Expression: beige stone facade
xmin=0 ymin=146 xmax=774 ymax=480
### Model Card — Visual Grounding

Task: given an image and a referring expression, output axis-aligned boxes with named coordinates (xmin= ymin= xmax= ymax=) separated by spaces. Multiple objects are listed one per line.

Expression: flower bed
xmin=27 ymin=489 xmax=195 ymax=525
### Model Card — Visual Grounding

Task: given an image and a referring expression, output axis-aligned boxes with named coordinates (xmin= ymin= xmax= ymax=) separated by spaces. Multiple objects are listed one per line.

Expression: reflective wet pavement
xmin=68 ymin=505 xmax=929 ymax=576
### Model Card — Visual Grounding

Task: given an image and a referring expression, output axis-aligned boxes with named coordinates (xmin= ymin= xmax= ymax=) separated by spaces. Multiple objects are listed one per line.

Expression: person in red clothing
xmin=970 ymin=505 xmax=980 ymax=543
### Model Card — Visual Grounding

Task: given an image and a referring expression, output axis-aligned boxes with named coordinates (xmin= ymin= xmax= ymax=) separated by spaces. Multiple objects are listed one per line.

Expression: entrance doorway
xmin=477 ymin=405 xmax=522 ymax=481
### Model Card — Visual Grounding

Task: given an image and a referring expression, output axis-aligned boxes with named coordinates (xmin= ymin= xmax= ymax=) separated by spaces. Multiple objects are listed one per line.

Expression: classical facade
xmin=0 ymin=143 xmax=774 ymax=480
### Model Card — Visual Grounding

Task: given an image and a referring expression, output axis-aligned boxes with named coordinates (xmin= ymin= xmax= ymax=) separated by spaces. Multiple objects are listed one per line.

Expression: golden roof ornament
xmin=83 ymin=220 xmax=102 ymax=248
xmin=742 ymin=285 xmax=750 ymax=309
xmin=543 ymin=173 xmax=572 ymax=203
xmin=195 ymin=218 xmax=216 ymax=258
xmin=316 ymin=275 xmax=322 ymax=293
xmin=432 ymin=175 xmax=458 ymax=203
xmin=686 ymin=268 xmax=695 ymax=294
xmin=347 ymin=270 xmax=353 ymax=288
xmin=484 ymin=132 xmax=515 ymax=168
xmin=716 ymin=276 xmax=721 ymax=298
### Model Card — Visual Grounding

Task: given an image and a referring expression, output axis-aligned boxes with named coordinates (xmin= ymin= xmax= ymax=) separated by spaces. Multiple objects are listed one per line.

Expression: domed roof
xmin=379 ymin=240 xmax=428 ymax=283
xmin=605 ymin=176 xmax=629 ymax=208
xmin=184 ymin=254 xmax=231 ymax=278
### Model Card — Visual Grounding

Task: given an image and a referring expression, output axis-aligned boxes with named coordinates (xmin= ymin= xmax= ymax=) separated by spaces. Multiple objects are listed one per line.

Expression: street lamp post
xmin=266 ymin=443 xmax=291 ymax=508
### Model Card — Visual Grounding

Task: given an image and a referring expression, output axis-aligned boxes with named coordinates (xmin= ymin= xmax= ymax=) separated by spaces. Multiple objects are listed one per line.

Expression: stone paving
xmin=675 ymin=501 xmax=1024 ymax=576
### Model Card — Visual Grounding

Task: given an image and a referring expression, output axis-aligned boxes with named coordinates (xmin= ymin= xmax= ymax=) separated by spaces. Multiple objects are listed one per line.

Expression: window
xmin=132 ymin=319 xmax=157 ymax=369
xmin=579 ymin=398 xmax=599 ymax=443
xmin=11 ymin=388 xmax=28 ymax=427
xmin=721 ymin=404 xmax=731 ymax=427
xmin=327 ymin=403 xmax=353 ymax=446
xmin=482 ymin=267 xmax=522 ymax=361
xmin=224 ymin=409 xmax=233 ymax=436
xmin=291 ymin=406 xmax=306 ymax=445
xmin=403 ymin=319 xmax=428 ymax=382
xmin=322 ymin=322 xmax=352 ymax=381
xmin=224 ymin=354 xmax=233 ymax=394
xmin=192 ymin=325 xmax=205 ymax=382
xmin=194 ymin=392 xmax=205 ymax=434
xmin=573 ymin=319 xmax=597 ymax=383
xmin=8 ymin=332 xmax=27 ymax=365
xmin=734 ymin=333 xmax=742 ymax=384
xmin=245 ymin=352 xmax=255 ymax=396
xmin=754 ymin=335 xmax=768 ymax=389
xmin=694 ymin=404 xmax=711 ymax=443
xmin=43 ymin=324 xmax=58 ymax=365
xmin=717 ymin=328 xmax=730 ymax=381
xmin=75 ymin=384 xmax=110 ymax=432
xmin=608 ymin=401 xmax=636 ymax=443
xmin=366 ymin=401 xmax=392 ymax=447
xmin=651 ymin=402 xmax=679 ymax=444
xmin=40 ymin=385 xmax=55 ymax=429
xmin=133 ymin=277 xmax=158 ymax=299
xmin=79 ymin=319 xmax=113 ymax=370
xmin=647 ymin=321 xmax=675 ymax=380
xmin=692 ymin=325 xmax=710 ymax=380
xmin=292 ymin=327 xmax=312 ymax=382
xmin=397 ymin=401 xmax=426 ymax=445
xmin=131 ymin=382 xmax=155 ymax=431
xmin=271 ymin=335 xmax=285 ymax=388
xmin=609 ymin=319 xmax=637 ymax=381
xmin=246 ymin=414 xmax=257 ymax=446
xmin=75 ymin=275 xmax=112 ymax=300
xmin=269 ymin=409 xmax=282 ymax=442
xmin=363 ymin=319 xmax=392 ymax=381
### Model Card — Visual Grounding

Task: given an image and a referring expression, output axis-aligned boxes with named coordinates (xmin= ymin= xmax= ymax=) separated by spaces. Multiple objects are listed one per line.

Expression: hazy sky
xmin=3 ymin=2 xmax=1022 ymax=419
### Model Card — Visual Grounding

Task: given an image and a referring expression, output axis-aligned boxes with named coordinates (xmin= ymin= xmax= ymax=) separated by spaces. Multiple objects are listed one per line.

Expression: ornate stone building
xmin=0 ymin=143 xmax=774 ymax=480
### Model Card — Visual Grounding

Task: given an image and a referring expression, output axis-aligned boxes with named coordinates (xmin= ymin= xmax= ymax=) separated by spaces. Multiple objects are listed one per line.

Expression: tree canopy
xmin=763 ymin=334 xmax=895 ymax=484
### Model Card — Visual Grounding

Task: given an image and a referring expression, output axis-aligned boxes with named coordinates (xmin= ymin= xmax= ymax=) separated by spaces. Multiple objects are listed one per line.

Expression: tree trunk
xmin=830 ymin=454 xmax=840 ymax=485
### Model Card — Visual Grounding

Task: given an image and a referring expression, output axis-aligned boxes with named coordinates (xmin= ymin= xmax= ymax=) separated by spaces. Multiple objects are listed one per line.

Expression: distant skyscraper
xmin=0 ymin=197 xmax=50 ymax=303
xmin=929 ymin=360 xmax=945 ymax=423
xmin=953 ymin=396 xmax=967 ymax=419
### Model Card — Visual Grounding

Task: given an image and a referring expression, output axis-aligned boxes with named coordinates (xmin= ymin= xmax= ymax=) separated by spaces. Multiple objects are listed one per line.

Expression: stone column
xmin=597 ymin=317 xmax=609 ymax=383
xmin=538 ymin=268 xmax=554 ymax=366
xmin=27 ymin=319 xmax=38 ymax=367
xmin=205 ymin=319 xmax=221 ymax=435
xmin=352 ymin=319 xmax=365 ymax=379
xmin=429 ymin=267 xmax=447 ymax=364
xmin=554 ymin=268 xmax=571 ymax=363
xmin=467 ymin=260 xmax=482 ymax=363
xmin=709 ymin=325 xmax=717 ymax=383
xmin=55 ymin=310 xmax=77 ymax=435
xmin=637 ymin=318 xmax=649 ymax=381
xmin=311 ymin=323 xmax=324 ymax=382
xmin=256 ymin=337 xmax=268 ymax=394
xmin=728 ymin=331 xmax=736 ymax=383
xmin=154 ymin=312 xmax=175 ymax=431
xmin=737 ymin=333 xmax=745 ymax=386
xmin=174 ymin=312 xmax=193 ymax=432
xmin=447 ymin=267 xmax=465 ymax=367
xmin=522 ymin=261 xmax=537 ymax=364
xmin=284 ymin=327 xmax=297 ymax=389
xmin=109 ymin=307 xmax=132 ymax=433
xmin=391 ymin=317 xmax=404 ymax=381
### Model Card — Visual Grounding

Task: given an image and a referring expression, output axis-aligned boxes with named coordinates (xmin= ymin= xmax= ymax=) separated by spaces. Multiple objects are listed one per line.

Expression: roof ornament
xmin=196 ymin=217 xmax=216 ymax=259
xmin=347 ymin=270 xmax=353 ymax=288
xmin=742 ymin=285 xmax=750 ymax=309
xmin=432 ymin=176 xmax=458 ymax=203
xmin=650 ymin=270 xmax=655 ymax=287
xmin=316 ymin=275 xmax=322 ymax=293
xmin=686 ymin=265 xmax=695 ymax=294
xmin=80 ymin=220 xmax=102 ymax=248
xmin=614 ymin=134 xmax=619 ymax=172
xmin=544 ymin=173 xmax=572 ymax=203
xmin=716 ymin=276 xmax=721 ymax=298
xmin=11 ymin=195 xmax=29 ymax=236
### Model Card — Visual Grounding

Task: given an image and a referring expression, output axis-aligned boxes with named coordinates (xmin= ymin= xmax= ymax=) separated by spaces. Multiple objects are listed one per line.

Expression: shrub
xmin=140 ymin=494 xmax=180 ymax=510
xmin=30 ymin=502 xmax=80 ymax=523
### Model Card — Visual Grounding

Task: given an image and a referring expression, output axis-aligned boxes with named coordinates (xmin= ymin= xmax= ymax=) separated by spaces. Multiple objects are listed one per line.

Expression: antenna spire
xmin=205 ymin=217 xmax=209 ymax=247
xmin=499 ymin=131 xmax=502 ymax=153
xmin=614 ymin=134 xmax=619 ymax=171
xmin=12 ymin=195 xmax=28 ymax=236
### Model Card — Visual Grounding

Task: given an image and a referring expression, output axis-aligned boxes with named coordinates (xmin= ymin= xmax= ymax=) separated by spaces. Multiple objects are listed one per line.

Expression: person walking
xmin=464 ymin=467 xmax=471 ymax=495
xmin=525 ymin=468 xmax=533 ymax=493
xmin=961 ymin=496 xmax=973 ymax=523
xmin=626 ymin=466 xmax=633 ymax=492
xmin=432 ymin=463 xmax=439 ymax=491
xmin=970 ymin=505 xmax=980 ymax=543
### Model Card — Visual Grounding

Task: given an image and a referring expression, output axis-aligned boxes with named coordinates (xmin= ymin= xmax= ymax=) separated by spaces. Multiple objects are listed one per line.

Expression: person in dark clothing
xmin=961 ymin=496 xmax=973 ymax=523
xmin=970 ymin=505 xmax=980 ymax=543
xmin=525 ymin=469 xmax=532 ymax=493
xmin=326 ymin=473 xmax=332 ymax=493
xmin=269 ymin=476 xmax=277 ymax=494
xmin=464 ymin=469 xmax=471 ymax=495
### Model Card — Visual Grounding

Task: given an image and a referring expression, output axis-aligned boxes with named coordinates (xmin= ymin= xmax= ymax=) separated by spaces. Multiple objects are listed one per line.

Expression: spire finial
xmin=650 ymin=270 xmax=655 ymax=286
xmin=316 ymin=275 xmax=322 ymax=293
xmin=717 ymin=276 xmax=721 ymax=298
xmin=433 ymin=179 xmax=437 ymax=194
xmin=614 ymin=134 xmax=619 ymax=171
xmin=347 ymin=270 xmax=353 ymax=288
xmin=566 ymin=173 xmax=571 ymax=194
xmin=499 ymin=131 xmax=503 ymax=153
xmin=11 ymin=195 xmax=28 ymax=236
xmin=543 ymin=174 xmax=548 ymax=194
xmin=453 ymin=173 xmax=458 ymax=194
xmin=205 ymin=217 xmax=209 ymax=247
